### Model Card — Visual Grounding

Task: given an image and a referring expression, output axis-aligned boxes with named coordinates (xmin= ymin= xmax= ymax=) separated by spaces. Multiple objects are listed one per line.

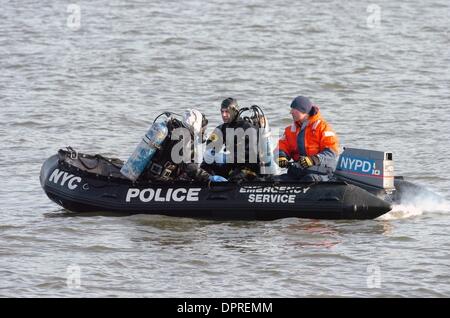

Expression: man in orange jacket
xmin=275 ymin=96 xmax=339 ymax=181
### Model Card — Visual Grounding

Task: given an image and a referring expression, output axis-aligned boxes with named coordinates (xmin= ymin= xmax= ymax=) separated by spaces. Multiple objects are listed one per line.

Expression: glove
xmin=277 ymin=156 xmax=289 ymax=168
xmin=298 ymin=155 xmax=320 ymax=169
xmin=229 ymin=168 xmax=257 ymax=182
xmin=209 ymin=175 xmax=228 ymax=182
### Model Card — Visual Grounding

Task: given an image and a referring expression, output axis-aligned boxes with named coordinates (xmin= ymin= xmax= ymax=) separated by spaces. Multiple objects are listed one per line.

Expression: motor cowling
xmin=334 ymin=148 xmax=395 ymax=190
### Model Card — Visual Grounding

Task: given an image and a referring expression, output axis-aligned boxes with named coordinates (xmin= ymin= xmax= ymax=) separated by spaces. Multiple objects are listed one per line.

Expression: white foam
xmin=378 ymin=189 xmax=450 ymax=220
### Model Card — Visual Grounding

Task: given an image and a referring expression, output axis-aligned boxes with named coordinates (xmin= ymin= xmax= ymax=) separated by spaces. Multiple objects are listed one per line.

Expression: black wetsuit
xmin=202 ymin=118 xmax=260 ymax=179
xmin=141 ymin=118 xmax=210 ymax=182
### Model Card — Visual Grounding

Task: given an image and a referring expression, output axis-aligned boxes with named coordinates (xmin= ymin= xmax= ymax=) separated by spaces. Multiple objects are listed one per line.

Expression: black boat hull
xmin=40 ymin=153 xmax=392 ymax=220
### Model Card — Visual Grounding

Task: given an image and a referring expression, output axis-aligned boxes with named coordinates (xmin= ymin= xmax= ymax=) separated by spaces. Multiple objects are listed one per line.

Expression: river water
xmin=1 ymin=0 xmax=449 ymax=297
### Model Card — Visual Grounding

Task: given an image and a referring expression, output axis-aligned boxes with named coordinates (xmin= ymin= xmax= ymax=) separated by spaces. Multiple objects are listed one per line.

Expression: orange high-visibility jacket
xmin=276 ymin=108 xmax=339 ymax=171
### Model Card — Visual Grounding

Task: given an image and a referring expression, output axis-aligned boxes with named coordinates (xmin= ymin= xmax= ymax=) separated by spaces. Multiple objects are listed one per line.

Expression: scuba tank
xmin=238 ymin=105 xmax=277 ymax=175
xmin=259 ymin=116 xmax=277 ymax=175
xmin=120 ymin=113 xmax=170 ymax=181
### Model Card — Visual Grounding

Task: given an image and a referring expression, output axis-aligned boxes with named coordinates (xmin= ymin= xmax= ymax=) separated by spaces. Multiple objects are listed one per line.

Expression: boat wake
xmin=378 ymin=187 xmax=449 ymax=220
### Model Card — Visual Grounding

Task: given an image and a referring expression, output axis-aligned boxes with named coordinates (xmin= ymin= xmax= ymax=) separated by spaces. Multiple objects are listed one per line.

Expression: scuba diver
xmin=121 ymin=109 xmax=212 ymax=182
xmin=202 ymin=98 xmax=272 ymax=181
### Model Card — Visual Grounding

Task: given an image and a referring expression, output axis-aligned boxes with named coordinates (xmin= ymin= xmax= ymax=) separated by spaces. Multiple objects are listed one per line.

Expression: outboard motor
xmin=120 ymin=116 xmax=169 ymax=181
xmin=334 ymin=148 xmax=395 ymax=195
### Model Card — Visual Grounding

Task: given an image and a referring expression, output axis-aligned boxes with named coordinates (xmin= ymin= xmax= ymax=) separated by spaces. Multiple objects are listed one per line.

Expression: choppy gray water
xmin=1 ymin=0 xmax=449 ymax=297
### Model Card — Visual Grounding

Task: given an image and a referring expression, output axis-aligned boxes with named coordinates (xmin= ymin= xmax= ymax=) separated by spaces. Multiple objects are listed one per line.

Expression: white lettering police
xmin=126 ymin=188 xmax=201 ymax=203
xmin=49 ymin=169 xmax=81 ymax=190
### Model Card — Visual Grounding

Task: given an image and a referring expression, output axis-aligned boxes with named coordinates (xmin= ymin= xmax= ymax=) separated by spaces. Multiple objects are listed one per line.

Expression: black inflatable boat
xmin=39 ymin=148 xmax=402 ymax=220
